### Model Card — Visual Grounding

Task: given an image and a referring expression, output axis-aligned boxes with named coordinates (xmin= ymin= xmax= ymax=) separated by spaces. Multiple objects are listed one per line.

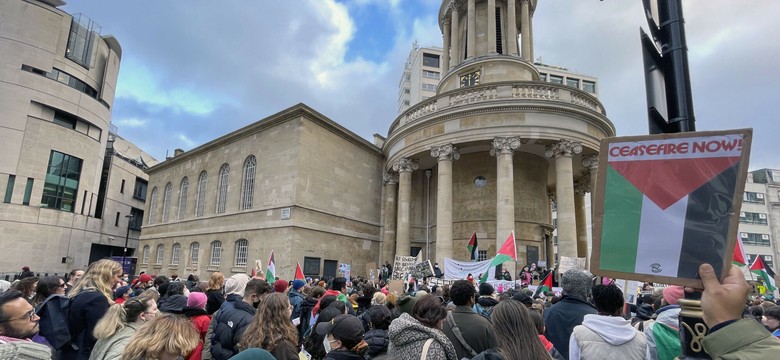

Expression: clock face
xmin=459 ymin=71 xmax=480 ymax=87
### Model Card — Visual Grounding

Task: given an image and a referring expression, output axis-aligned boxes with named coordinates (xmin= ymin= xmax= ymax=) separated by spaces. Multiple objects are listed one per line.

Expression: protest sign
xmin=339 ymin=263 xmax=351 ymax=280
xmin=592 ymin=129 xmax=752 ymax=288
xmin=392 ymin=255 xmax=417 ymax=280
xmin=387 ymin=279 xmax=405 ymax=296
xmin=558 ymin=256 xmax=586 ymax=275
xmin=411 ymin=260 xmax=434 ymax=279
xmin=443 ymin=257 xmax=494 ymax=280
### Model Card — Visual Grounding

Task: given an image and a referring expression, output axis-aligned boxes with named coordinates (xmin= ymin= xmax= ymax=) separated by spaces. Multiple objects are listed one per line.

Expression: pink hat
xmin=663 ymin=286 xmax=684 ymax=305
xmin=187 ymin=292 xmax=207 ymax=309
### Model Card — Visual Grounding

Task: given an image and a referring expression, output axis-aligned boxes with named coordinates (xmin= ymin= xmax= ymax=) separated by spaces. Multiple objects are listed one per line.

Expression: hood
xmin=581 ymin=314 xmax=640 ymax=345
xmin=477 ymin=297 xmax=499 ymax=307
xmin=655 ymin=305 xmax=681 ymax=328
xmin=364 ymin=329 xmax=389 ymax=356
xmin=159 ymin=295 xmax=187 ymax=314
xmin=388 ymin=313 xmax=441 ymax=347
xmin=635 ymin=304 xmax=655 ymax=320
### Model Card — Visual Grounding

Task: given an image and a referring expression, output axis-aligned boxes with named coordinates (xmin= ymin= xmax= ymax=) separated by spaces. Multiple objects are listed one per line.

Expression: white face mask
xmin=323 ymin=337 xmax=332 ymax=353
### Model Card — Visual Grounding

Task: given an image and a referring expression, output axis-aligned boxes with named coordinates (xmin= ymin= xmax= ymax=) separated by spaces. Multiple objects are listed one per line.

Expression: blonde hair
xmin=371 ymin=292 xmax=387 ymax=306
xmin=68 ymin=259 xmax=121 ymax=303
xmin=240 ymin=293 xmax=297 ymax=351
xmin=93 ymin=296 xmax=155 ymax=340
xmin=121 ymin=313 xmax=198 ymax=360
xmin=207 ymin=272 xmax=225 ymax=291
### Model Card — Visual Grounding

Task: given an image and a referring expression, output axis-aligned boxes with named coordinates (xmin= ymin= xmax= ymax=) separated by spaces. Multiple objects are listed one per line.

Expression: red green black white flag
xmin=467 ymin=232 xmax=478 ymax=261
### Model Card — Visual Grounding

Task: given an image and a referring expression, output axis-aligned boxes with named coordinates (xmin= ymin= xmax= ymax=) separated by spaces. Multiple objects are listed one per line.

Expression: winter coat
xmin=184 ymin=307 xmax=211 ymax=360
xmin=472 ymin=349 xmax=504 ymax=360
xmin=442 ymin=305 xmax=496 ymax=359
xmin=63 ymin=290 xmax=110 ymax=360
xmin=0 ymin=337 xmax=51 ymax=360
xmin=364 ymin=329 xmax=390 ymax=359
xmin=474 ymin=297 xmax=499 ymax=320
xmin=210 ymin=294 xmax=256 ymax=360
xmin=543 ymin=295 xmax=597 ymax=360
xmin=206 ymin=289 xmax=224 ymax=315
xmin=88 ymin=323 xmax=140 ymax=360
xmin=702 ymin=319 xmax=780 ymax=359
xmin=269 ymin=340 xmax=300 ymax=360
xmin=356 ymin=295 xmax=372 ymax=315
xmin=388 ymin=312 xmax=458 ymax=360
xmin=159 ymin=294 xmax=187 ymax=314
xmin=539 ymin=335 xmax=566 ymax=360
xmin=298 ymin=297 xmax=318 ymax=341
xmin=569 ymin=314 xmax=647 ymax=360
xmin=644 ymin=305 xmax=681 ymax=360
xmin=313 ymin=289 xmax=348 ymax=315
xmin=323 ymin=350 xmax=365 ymax=360
xmin=289 ymin=288 xmax=305 ymax=320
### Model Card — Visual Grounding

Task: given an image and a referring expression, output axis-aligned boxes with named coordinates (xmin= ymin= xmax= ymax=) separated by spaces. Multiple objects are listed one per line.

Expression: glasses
xmin=0 ymin=310 xmax=37 ymax=323
xmin=58 ymin=283 xmax=66 ymax=288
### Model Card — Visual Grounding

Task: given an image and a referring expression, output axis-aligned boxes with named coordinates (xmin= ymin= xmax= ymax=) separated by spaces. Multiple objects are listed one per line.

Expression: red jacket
xmin=312 ymin=289 xmax=343 ymax=315
xmin=186 ymin=312 xmax=211 ymax=360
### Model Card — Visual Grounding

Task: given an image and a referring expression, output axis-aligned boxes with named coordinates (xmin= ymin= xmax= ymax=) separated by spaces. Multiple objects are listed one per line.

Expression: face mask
xmin=323 ymin=337 xmax=332 ymax=353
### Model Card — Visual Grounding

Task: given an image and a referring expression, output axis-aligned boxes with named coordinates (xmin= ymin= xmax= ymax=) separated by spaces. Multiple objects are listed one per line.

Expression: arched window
xmin=178 ymin=177 xmax=188 ymax=220
xmin=171 ymin=243 xmax=181 ymax=265
xmin=196 ymin=171 xmax=207 ymax=217
xmin=162 ymin=182 xmax=172 ymax=222
xmin=142 ymin=245 xmax=150 ymax=264
xmin=216 ymin=164 xmax=230 ymax=214
xmin=190 ymin=242 xmax=200 ymax=266
xmin=240 ymin=156 xmax=256 ymax=210
xmin=234 ymin=239 xmax=248 ymax=266
xmin=210 ymin=241 xmax=222 ymax=266
xmin=156 ymin=244 xmax=165 ymax=265
xmin=148 ymin=187 xmax=158 ymax=225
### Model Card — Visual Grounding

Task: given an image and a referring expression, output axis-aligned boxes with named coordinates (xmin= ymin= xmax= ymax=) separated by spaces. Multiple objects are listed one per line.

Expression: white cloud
xmin=178 ymin=134 xmax=196 ymax=148
xmin=113 ymin=117 xmax=147 ymax=128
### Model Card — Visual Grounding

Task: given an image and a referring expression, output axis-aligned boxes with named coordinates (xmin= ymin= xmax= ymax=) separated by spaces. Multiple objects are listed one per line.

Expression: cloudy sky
xmin=63 ymin=0 xmax=779 ymax=170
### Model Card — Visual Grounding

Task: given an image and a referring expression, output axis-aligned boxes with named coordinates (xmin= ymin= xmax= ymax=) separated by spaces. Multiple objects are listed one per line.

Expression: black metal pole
xmin=123 ymin=214 xmax=133 ymax=274
xmin=659 ymin=0 xmax=695 ymax=133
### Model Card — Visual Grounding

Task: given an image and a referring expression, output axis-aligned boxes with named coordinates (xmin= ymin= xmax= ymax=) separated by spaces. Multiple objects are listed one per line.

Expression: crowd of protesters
xmin=0 ymin=260 xmax=778 ymax=360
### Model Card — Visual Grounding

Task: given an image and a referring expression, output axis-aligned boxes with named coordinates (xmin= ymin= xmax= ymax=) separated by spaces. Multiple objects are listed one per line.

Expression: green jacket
xmin=702 ymin=319 xmax=780 ymax=359
xmin=88 ymin=323 xmax=140 ymax=360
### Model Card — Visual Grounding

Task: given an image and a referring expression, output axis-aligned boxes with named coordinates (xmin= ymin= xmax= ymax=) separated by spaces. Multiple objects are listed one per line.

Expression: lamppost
xmin=122 ymin=214 xmax=134 ymax=273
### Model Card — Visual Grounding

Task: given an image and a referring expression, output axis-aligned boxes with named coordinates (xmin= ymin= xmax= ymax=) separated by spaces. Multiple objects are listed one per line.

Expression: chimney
xmin=173 ymin=148 xmax=185 ymax=157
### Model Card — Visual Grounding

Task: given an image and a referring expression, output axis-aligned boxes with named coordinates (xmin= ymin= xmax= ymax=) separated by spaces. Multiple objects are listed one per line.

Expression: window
xmin=4 ymin=175 xmax=15 ymax=203
xmin=553 ymin=235 xmax=558 ymax=245
xmin=148 ymin=187 xmax=158 ymax=225
xmin=566 ymin=78 xmax=580 ymax=89
xmin=120 ymin=179 xmax=125 ymax=194
xmin=740 ymin=212 xmax=768 ymax=225
xmin=549 ymin=75 xmax=563 ymax=84
xmin=478 ymin=250 xmax=488 ymax=262
xmin=539 ymin=73 xmax=547 ymax=82
xmin=178 ymin=177 xmax=188 ymax=220
xmin=234 ymin=239 xmax=248 ymax=266
xmin=53 ymin=111 xmax=77 ymax=129
xmin=65 ymin=14 xmax=100 ymax=68
xmin=404 ymin=100 xmax=410 ymax=106
xmin=422 ymin=70 xmax=440 ymax=79
xmin=583 ymin=81 xmax=596 ymax=94
xmin=41 ymin=151 xmax=82 ymax=212
xmin=161 ymin=182 xmax=172 ymax=222
xmin=155 ymin=244 xmax=165 ymax=265
xmin=171 ymin=243 xmax=181 ymax=265
xmin=129 ymin=207 xmax=144 ymax=230
xmin=422 ymin=83 xmax=437 ymax=91
xmin=22 ymin=178 xmax=33 ymax=205
xmin=133 ymin=178 xmax=148 ymax=201
xmin=304 ymin=256 xmax=321 ymax=276
xmin=404 ymin=88 xmax=410 ymax=94
xmin=216 ymin=164 xmax=229 ymax=214
xmin=114 ymin=212 xmax=120 ymax=226
xmin=196 ymin=171 xmax=207 ymax=217
xmin=741 ymin=232 xmax=771 ymax=246
xmin=190 ymin=242 xmax=200 ymax=266
xmin=747 ymin=255 xmax=774 ymax=269
xmin=422 ymin=53 xmax=440 ymax=68
xmin=142 ymin=245 xmax=150 ymax=264
xmin=744 ymin=192 xmax=765 ymax=204
xmin=210 ymin=241 xmax=222 ymax=266
xmin=240 ymin=156 xmax=256 ymax=210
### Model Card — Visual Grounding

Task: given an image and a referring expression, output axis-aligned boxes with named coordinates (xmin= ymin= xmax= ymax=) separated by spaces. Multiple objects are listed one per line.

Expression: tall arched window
xmin=162 ymin=182 xmax=172 ymax=222
xmin=216 ymin=164 xmax=229 ymax=214
xmin=240 ymin=156 xmax=256 ymax=210
xmin=178 ymin=177 xmax=188 ymax=220
xmin=190 ymin=242 xmax=200 ymax=266
xmin=156 ymin=244 xmax=165 ymax=265
xmin=142 ymin=245 xmax=150 ymax=264
xmin=148 ymin=187 xmax=158 ymax=225
xmin=196 ymin=171 xmax=207 ymax=217
xmin=210 ymin=241 xmax=222 ymax=266
xmin=171 ymin=243 xmax=181 ymax=265
xmin=234 ymin=239 xmax=248 ymax=266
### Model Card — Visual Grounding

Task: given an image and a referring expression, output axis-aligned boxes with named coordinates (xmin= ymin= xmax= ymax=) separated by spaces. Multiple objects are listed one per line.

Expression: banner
xmin=392 ymin=255 xmax=417 ymax=280
xmin=558 ymin=256 xmax=586 ymax=275
xmin=443 ymin=257 xmax=494 ymax=280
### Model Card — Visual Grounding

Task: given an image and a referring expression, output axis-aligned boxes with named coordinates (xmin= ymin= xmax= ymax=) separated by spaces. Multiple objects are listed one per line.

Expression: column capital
xmin=442 ymin=17 xmax=451 ymax=26
xmin=391 ymin=158 xmax=419 ymax=173
xmin=582 ymin=155 xmax=599 ymax=170
xmin=574 ymin=181 xmax=590 ymax=195
xmin=383 ymin=172 xmax=399 ymax=185
xmin=545 ymin=139 xmax=583 ymax=158
xmin=431 ymin=144 xmax=460 ymax=162
xmin=490 ymin=137 xmax=522 ymax=156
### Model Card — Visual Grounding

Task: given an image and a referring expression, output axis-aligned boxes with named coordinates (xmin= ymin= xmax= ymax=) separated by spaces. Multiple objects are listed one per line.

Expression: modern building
xmin=740 ymin=169 xmax=780 ymax=293
xmin=0 ymin=0 xmax=154 ymax=276
xmin=397 ymin=43 xmax=444 ymax=113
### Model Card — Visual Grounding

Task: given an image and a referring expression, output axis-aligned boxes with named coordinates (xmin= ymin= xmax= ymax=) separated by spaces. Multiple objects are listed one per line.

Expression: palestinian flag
xmin=732 ymin=236 xmax=747 ymax=267
xmin=294 ymin=262 xmax=305 ymax=281
xmin=750 ymin=256 xmax=777 ymax=292
xmin=480 ymin=232 xmax=516 ymax=284
xmin=266 ymin=251 xmax=276 ymax=281
xmin=598 ymin=133 xmax=746 ymax=281
xmin=533 ymin=272 xmax=552 ymax=298
xmin=468 ymin=232 xmax=478 ymax=261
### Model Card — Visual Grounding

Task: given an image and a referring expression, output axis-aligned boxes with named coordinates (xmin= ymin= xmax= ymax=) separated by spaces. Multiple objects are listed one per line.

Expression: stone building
xmin=0 ymin=0 xmax=155 ymax=275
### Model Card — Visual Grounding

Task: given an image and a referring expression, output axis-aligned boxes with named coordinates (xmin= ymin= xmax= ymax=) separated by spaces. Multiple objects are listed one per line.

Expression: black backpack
xmin=35 ymin=294 xmax=73 ymax=350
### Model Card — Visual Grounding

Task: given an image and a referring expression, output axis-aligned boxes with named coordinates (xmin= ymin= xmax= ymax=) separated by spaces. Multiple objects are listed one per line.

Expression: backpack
xmin=35 ymin=294 xmax=72 ymax=350
xmin=474 ymin=303 xmax=494 ymax=320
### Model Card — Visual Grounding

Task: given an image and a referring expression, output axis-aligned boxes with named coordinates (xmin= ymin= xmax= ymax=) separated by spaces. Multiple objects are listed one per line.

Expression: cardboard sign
xmin=387 ymin=279 xmax=405 ymax=296
xmin=411 ymin=260 xmax=434 ymax=279
xmin=558 ymin=256 xmax=586 ymax=275
xmin=591 ymin=129 xmax=752 ymax=288
xmin=392 ymin=255 xmax=417 ymax=280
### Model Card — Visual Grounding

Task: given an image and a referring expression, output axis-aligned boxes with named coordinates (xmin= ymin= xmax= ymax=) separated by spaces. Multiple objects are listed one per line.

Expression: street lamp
xmin=122 ymin=214 xmax=134 ymax=273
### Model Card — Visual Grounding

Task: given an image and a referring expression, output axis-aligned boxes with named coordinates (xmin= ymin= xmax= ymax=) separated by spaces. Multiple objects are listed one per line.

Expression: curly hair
xmin=68 ymin=259 xmax=121 ymax=303
xmin=449 ymin=280 xmax=476 ymax=306
xmin=240 ymin=292 xmax=298 ymax=351
xmin=121 ymin=313 xmax=198 ymax=360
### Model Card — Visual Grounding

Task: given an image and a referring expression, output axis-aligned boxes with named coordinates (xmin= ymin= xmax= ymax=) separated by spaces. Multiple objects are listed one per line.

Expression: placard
xmin=591 ymin=129 xmax=752 ymax=288
xmin=558 ymin=256 xmax=586 ymax=275
xmin=392 ymin=255 xmax=417 ymax=280
xmin=387 ymin=279 xmax=405 ymax=296
xmin=410 ymin=260 xmax=434 ymax=279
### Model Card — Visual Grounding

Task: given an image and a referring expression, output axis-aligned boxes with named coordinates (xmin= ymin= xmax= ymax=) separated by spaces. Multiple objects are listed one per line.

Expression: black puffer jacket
xmin=364 ymin=329 xmax=390 ymax=359
xmin=211 ymin=294 xmax=255 ymax=360
xmin=159 ymin=294 xmax=187 ymax=314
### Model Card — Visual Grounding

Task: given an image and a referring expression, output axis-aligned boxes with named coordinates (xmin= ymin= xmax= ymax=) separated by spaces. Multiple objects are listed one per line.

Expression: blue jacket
xmin=288 ymin=288 xmax=304 ymax=320
xmin=210 ymin=294 xmax=255 ymax=360
xmin=543 ymin=295 xmax=597 ymax=360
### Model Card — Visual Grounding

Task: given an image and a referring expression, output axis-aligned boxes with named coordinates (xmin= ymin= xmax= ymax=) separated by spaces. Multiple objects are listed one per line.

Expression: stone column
xmin=491 ymin=137 xmax=521 ymax=251
xmin=467 ymin=0 xmax=476 ymax=59
xmin=528 ymin=11 xmax=534 ymax=62
xmin=487 ymin=0 xmax=497 ymax=54
xmin=574 ymin=181 xmax=589 ymax=266
xmin=442 ymin=18 xmax=451 ymax=73
xmin=507 ymin=0 xmax=519 ymax=55
xmin=582 ymin=155 xmax=599 ymax=216
xmin=392 ymin=158 xmax=418 ymax=257
xmin=520 ymin=0 xmax=531 ymax=61
xmin=431 ymin=144 xmax=459 ymax=266
xmin=382 ymin=173 xmax=399 ymax=265
xmin=545 ymin=139 xmax=582 ymax=259
xmin=451 ymin=3 xmax=460 ymax=67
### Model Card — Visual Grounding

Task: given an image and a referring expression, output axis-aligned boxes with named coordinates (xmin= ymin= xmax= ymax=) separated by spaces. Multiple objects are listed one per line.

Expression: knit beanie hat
xmin=479 ymin=283 xmax=495 ymax=296
xmin=114 ymin=286 xmax=132 ymax=300
xmin=292 ymin=279 xmax=306 ymax=290
xmin=187 ymin=292 xmax=207 ymax=309
xmin=663 ymin=285 xmax=684 ymax=305
xmin=224 ymin=274 xmax=250 ymax=296
xmin=397 ymin=295 xmax=417 ymax=316
xmin=273 ymin=279 xmax=288 ymax=293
